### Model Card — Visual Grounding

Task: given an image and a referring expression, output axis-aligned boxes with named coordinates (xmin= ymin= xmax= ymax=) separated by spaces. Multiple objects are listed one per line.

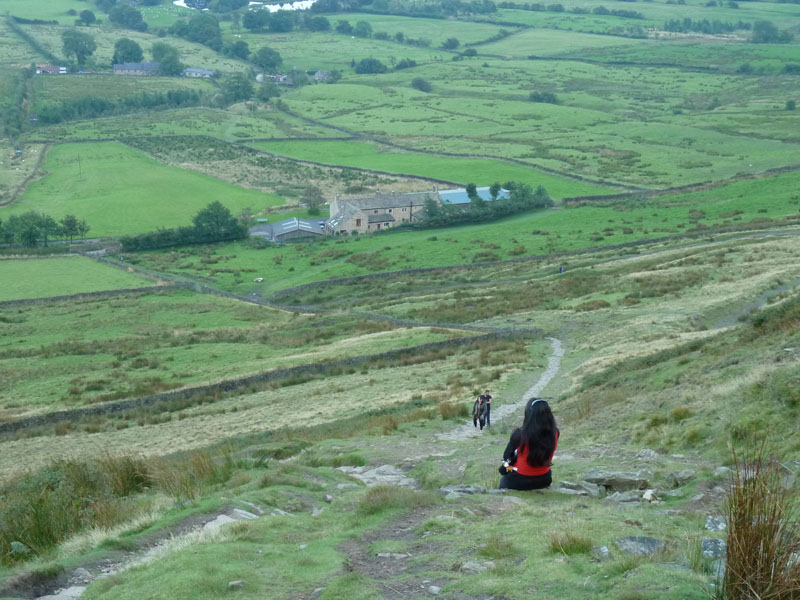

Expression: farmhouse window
xmin=388 ymin=208 xmax=393 ymax=213
xmin=402 ymin=208 xmax=406 ymax=212
xmin=356 ymin=218 xmax=361 ymax=227
xmin=374 ymin=210 xmax=378 ymax=214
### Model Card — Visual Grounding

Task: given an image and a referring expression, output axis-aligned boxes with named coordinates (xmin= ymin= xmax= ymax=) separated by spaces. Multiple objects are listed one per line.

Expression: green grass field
xmin=253 ymin=139 xmax=612 ymax=197
xmin=22 ymin=107 xmax=336 ymax=142
xmin=2 ymin=141 xmax=285 ymax=236
xmin=30 ymin=74 xmax=215 ymax=112
xmin=0 ymin=0 xmax=87 ymax=24
xmin=0 ymin=256 xmax=151 ymax=301
xmin=127 ymin=167 xmax=800 ymax=296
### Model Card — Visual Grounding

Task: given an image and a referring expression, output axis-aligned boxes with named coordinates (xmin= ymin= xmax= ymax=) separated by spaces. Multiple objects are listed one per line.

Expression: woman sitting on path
xmin=498 ymin=398 xmax=559 ymax=491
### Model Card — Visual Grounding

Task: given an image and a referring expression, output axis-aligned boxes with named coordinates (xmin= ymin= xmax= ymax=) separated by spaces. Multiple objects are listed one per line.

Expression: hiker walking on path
xmin=472 ymin=395 xmax=487 ymax=430
xmin=480 ymin=389 xmax=492 ymax=427
xmin=498 ymin=398 xmax=559 ymax=490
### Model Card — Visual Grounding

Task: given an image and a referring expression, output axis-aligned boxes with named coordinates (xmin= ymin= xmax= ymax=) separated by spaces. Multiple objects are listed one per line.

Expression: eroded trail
xmin=436 ymin=337 xmax=564 ymax=443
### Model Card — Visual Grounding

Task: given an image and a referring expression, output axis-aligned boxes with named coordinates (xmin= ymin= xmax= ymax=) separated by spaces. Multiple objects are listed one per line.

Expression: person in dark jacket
xmin=480 ymin=389 xmax=492 ymax=427
xmin=498 ymin=398 xmax=559 ymax=490
xmin=472 ymin=395 xmax=487 ymax=430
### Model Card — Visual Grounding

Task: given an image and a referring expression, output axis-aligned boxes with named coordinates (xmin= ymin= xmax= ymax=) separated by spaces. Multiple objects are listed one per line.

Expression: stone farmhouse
xmin=113 ymin=62 xmax=160 ymax=76
xmin=325 ymin=190 xmax=435 ymax=235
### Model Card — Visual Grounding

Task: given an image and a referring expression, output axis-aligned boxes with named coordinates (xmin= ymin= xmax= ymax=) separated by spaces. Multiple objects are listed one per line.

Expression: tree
xmin=354 ymin=58 xmax=387 ymax=74
xmin=60 ymin=215 xmax=79 ymax=242
xmin=77 ymin=219 xmax=91 ymax=240
xmin=79 ymin=10 xmax=96 ymax=26
xmin=302 ymin=185 xmax=325 ymax=215
xmin=354 ymin=20 xmax=372 ymax=38
xmin=411 ymin=77 xmax=431 ymax=92
xmin=306 ymin=15 xmax=330 ymax=31
xmin=257 ymin=82 xmax=281 ymax=101
xmin=787 ymin=100 xmax=797 ymax=111
xmin=466 ymin=183 xmax=484 ymax=209
xmin=222 ymin=72 xmax=253 ymax=104
xmin=152 ymin=42 xmax=184 ymax=75
xmin=441 ymin=37 xmax=460 ymax=49
xmin=462 ymin=48 xmax=477 ymax=57
xmin=183 ymin=12 xmax=222 ymax=49
xmin=336 ymin=20 xmax=353 ymax=35
xmin=489 ymin=182 xmax=502 ymax=200
xmin=112 ymin=38 xmax=143 ymax=64
xmin=529 ymin=91 xmax=559 ymax=104
xmin=62 ymin=29 xmax=97 ymax=67
xmin=751 ymin=20 xmax=792 ymax=43
xmin=39 ymin=214 xmax=61 ymax=245
xmin=422 ymin=194 xmax=441 ymax=220
xmin=242 ymin=10 xmax=269 ymax=31
xmin=253 ymin=47 xmax=282 ymax=72
xmin=193 ymin=201 xmax=244 ymax=240
xmin=223 ymin=40 xmax=250 ymax=60
xmin=109 ymin=5 xmax=147 ymax=31
xmin=268 ymin=11 xmax=294 ymax=33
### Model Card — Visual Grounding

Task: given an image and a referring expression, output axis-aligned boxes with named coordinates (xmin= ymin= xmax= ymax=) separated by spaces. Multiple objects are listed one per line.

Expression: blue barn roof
xmin=439 ymin=187 xmax=510 ymax=205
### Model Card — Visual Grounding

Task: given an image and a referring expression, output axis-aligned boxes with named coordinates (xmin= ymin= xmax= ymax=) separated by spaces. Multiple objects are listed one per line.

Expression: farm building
xmin=250 ymin=218 xmax=326 ymax=242
xmin=439 ymin=186 xmax=510 ymax=208
xmin=326 ymin=190 xmax=433 ymax=235
xmin=36 ymin=65 xmax=66 ymax=74
xmin=113 ymin=62 xmax=160 ymax=76
xmin=185 ymin=68 xmax=215 ymax=78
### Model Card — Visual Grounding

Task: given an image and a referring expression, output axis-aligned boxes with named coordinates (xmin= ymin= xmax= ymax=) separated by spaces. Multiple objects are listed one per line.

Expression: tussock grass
xmin=479 ymin=532 xmax=522 ymax=558
xmin=549 ymin=531 xmax=593 ymax=556
xmin=356 ymin=485 xmax=438 ymax=515
xmin=718 ymin=439 xmax=800 ymax=600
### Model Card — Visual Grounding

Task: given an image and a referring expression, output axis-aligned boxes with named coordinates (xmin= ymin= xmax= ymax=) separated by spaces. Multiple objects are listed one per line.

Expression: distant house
xmin=326 ymin=190 xmax=434 ymax=235
xmin=113 ymin=62 xmax=160 ymax=76
xmin=185 ymin=68 xmax=215 ymax=78
xmin=313 ymin=70 xmax=332 ymax=83
xmin=36 ymin=65 xmax=66 ymax=74
xmin=438 ymin=186 xmax=510 ymax=208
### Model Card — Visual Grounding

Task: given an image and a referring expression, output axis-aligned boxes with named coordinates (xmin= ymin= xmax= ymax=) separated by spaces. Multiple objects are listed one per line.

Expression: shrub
xmin=480 ymin=532 xmax=521 ymax=558
xmin=438 ymin=402 xmax=469 ymax=419
xmin=550 ymin=531 xmax=592 ymax=555
xmin=411 ymin=77 xmax=432 ymax=92
xmin=574 ymin=299 xmax=611 ymax=311
xmin=718 ymin=439 xmax=800 ymax=599
xmin=670 ymin=406 xmax=692 ymax=421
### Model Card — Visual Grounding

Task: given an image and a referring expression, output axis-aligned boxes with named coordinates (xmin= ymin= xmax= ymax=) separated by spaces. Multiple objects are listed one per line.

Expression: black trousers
xmin=499 ymin=470 xmax=552 ymax=491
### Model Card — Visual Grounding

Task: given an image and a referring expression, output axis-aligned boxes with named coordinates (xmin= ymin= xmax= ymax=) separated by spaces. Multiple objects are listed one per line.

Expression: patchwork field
xmin=1 ymin=142 xmax=284 ymax=236
xmin=0 ymin=256 xmax=153 ymax=302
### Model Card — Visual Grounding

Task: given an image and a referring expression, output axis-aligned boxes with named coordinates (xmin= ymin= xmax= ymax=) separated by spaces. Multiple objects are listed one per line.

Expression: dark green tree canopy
xmin=112 ymin=38 xmax=143 ymax=64
xmin=193 ymin=201 xmax=243 ymax=239
xmin=79 ymin=10 xmax=96 ymax=26
xmin=411 ymin=77 xmax=431 ymax=92
xmin=355 ymin=58 xmax=387 ymax=74
xmin=222 ymin=73 xmax=254 ymax=104
xmin=151 ymin=42 xmax=184 ymax=75
xmin=223 ymin=40 xmax=250 ymax=60
xmin=109 ymin=5 xmax=147 ymax=31
xmin=354 ymin=21 xmax=372 ymax=38
xmin=61 ymin=29 xmax=97 ymax=66
xmin=253 ymin=47 xmax=283 ymax=72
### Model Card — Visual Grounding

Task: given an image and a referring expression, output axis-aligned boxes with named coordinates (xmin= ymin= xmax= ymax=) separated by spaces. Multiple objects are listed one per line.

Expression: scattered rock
xmin=444 ymin=492 xmax=464 ymax=500
xmin=298 ymin=544 xmax=307 ymax=550
xmin=584 ymin=468 xmax=652 ymax=491
xmin=592 ymin=545 xmax=612 ymax=561
xmin=439 ymin=485 xmax=485 ymax=496
xmin=72 ymin=567 xmax=92 ymax=583
xmin=642 ymin=489 xmax=659 ymax=502
xmin=338 ymin=465 xmax=416 ymax=488
xmin=705 ymin=516 xmax=727 ymax=531
xmin=9 ymin=541 xmax=30 ymax=556
xmin=239 ymin=500 xmax=266 ymax=515
xmin=486 ymin=488 xmax=507 ymax=494
xmin=702 ymin=537 xmax=726 ymax=559
xmin=614 ymin=536 xmax=666 ymax=556
xmin=460 ymin=560 xmax=487 ymax=574
xmin=606 ymin=490 xmax=642 ymax=503
xmin=691 ymin=494 xmax=706 ymax=502
xmin=667 ymin=470 xmax=697 ymax=488
xmin=557 ymin=480 xmax=602 ymax=498
xmin=203 ymin=514 xmax=237 ymax=532
xmin=502 ymin=495 xmax=525 ymax=506
xmin=324 ymin=494 xmax=333 ymax=503
xmin=713 ymin=466 xmax=732 ymax=479
xmin=269 ymin=508 xmax=293 ymax=517
xmin=636 ymin=449 xmax=660 ymax=460
xmin=228 ymin=580 xmax=245 ymax=590
xmin=552 ymin=487 xmax=588 ymax=496
xmin=230 ymin=509 xmax=258 ymax=520
xmin=428 ymin=585 xmax=442 ymax=595
xmin=377 ymin=552 xmax=411 ymax=559
xmin=312 ymin=507 xmax=325 ymax=517
xmin=38 ymin=587 xmax=86 ymax=600
xmin=337 ymin=483 xmax=360 ymax=490
xmin=663 ymin=489 xmax=684 ymax=498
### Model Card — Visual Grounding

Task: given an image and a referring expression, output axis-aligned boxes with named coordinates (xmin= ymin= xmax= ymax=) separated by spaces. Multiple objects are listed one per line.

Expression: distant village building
xmin=36 ymin=65 xmax=66 ymax=74
xmin=313 ymin=70 xmax=333 ymax=83
xmin=326 ymin=190 xmax=433 ymax=235
xmin=113 ymin=62 xmax=160 ymax=76
xmin=185 ymin=68 xmax=215 ymax=78
xmin=438 ymin=186 xmax=510 ymax=208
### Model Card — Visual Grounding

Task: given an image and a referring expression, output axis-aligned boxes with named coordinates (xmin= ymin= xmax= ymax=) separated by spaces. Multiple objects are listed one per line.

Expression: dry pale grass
xmin=56 ymin=494 xmax=173 ymax=559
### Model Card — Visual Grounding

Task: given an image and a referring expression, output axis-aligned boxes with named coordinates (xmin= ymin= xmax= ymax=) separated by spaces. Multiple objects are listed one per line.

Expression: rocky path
xmin=436 ymin=337 xmax=564 ymax=443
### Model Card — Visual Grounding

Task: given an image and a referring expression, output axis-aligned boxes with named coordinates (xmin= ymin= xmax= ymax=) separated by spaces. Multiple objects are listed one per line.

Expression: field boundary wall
xmin=0 ymin=332 xmax=519 ymax=435
xmin=0 ymin=285 xmax=173 ymax=308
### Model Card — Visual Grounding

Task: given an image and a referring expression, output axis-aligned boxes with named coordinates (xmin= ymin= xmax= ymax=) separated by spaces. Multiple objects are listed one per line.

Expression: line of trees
xmin=1 ymin=213 xmax=90 ymax=247
xmin=2 ymin=64 xmax=34 ymax=140
xmin=663 ymin=18 xmax=751 ymax=34
xmin=119 ymin=202 xmax=248 ymax=251
xmin=419 ymin=183 xmax=552 ymax=229
xmin=37 ymin=89 xmax=201 ymax=124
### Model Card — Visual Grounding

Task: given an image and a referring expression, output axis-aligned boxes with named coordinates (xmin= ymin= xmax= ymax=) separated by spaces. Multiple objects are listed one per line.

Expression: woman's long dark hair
xmin=520 ymin=398 xmax=557 ymax=467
